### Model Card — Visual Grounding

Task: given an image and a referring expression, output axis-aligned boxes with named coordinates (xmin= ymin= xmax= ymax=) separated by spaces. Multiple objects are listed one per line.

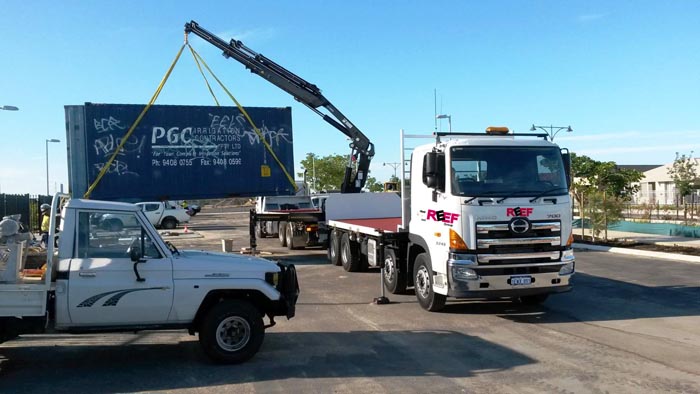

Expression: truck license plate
xmin=510 ymin=275 xmax=532 ymax=286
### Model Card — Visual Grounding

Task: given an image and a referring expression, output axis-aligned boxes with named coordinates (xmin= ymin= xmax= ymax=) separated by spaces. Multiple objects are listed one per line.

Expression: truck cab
xmin=407 ymin=128 xmax=574 ymax=310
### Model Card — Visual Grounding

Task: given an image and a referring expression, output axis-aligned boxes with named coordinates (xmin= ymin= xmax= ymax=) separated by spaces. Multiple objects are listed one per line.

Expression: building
xmin=630 ymin=160 xmax=700 ymax=205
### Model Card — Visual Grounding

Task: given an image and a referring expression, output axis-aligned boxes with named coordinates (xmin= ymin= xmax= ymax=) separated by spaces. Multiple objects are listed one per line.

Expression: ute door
xmin=140 ymin=203 xmax=164 ymax=227
xmin=67 ymin=210 xmax=174 ymax=326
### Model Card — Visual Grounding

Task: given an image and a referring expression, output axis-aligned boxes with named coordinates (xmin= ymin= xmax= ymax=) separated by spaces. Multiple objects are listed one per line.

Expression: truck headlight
xmin=561 ymin=249 xmax=575 ymax=262
xmin=452 ymin=265 xmax=478 ymax=281
xmin=448 ymin=253 xmax=477 ymax=264
xmin=559 ymin=262 xmax=575 ymax=275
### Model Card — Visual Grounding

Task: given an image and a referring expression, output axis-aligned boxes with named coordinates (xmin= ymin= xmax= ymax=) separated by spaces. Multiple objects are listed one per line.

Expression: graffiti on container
xmin=93 ymin=160 xmax=139 ymax=177
xmin=94 ymin=134 xmax=146 ymax=158
xmin=209 ymin=114 xmax=291 ymax=146
xmin=94 ymin=117 xmax=127 ymax=133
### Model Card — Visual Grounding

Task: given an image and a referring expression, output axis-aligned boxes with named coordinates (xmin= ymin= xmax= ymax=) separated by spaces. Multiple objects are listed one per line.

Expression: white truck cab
xmin=0 ymin=195 xmax=299 ymax=364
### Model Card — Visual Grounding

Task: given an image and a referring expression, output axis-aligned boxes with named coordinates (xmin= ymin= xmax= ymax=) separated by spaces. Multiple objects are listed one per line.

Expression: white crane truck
xmin=0 ymin=195 xmax=299 ymax=363
xmin=327 ymin=129 xmax=575 ymax=311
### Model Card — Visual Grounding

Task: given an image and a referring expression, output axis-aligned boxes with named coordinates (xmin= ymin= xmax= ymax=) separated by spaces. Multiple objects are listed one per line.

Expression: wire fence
xmin=0 ymin=194 xmax=53 ymax=233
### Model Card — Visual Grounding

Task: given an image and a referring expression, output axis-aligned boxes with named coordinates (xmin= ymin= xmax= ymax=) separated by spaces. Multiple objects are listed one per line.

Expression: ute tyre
xmin=413 ymin=253 xmax=446 ymax=312
xmin=279 ymin=222 xmax=287 ymax=247
xmin=340 ymin=233 xmax=360 ymax=272
xmin=329 ymin=230 xmax=341 ymax=265
xmin=383 ymin=248 xmax=407 ymax=294
xmin=199 ymin=300 xmax=264 ymax=364
xmin=161 ymin=217 xmax=177 ymax=230
xmin=519 ymin=294 xmax=549 ymax=305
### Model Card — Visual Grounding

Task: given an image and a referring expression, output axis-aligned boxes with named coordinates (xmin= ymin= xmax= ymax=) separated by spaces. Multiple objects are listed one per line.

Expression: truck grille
xmin=475 ymin=220 xmax=562 ymax=264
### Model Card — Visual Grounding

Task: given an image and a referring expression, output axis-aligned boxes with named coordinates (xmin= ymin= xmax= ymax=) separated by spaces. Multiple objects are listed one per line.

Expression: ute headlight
xmin=559 ymin=262 xmax=575 ymax=276
xmin=452 ymin=265 xmax=478 ymax=281
xmin=265 ymin=272 xmax=279 ymax=286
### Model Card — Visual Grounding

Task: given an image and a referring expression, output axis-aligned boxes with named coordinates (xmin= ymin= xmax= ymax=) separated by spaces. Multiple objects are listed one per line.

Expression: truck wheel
xmin=519 ymin=294 xmax=549 ymax=305
xmin=255 ymin=223 xmax=266 ymax=239
xmin=329 ymin=230 xmax=341 ymax=266
xmin=340 ymin=233 xmax=360 ymax=272
xmin=162 ymin=217 xmax=177 ymax=230
xmin=413 ymin=253 xmax=446 ymax=312
xmin=199 ymin=300 xmax=264 ymax=364
xmin=286 ymin=224 xmax=298 ymax=250
xmin=279 ymin=222 xmax=287 ymax=247
xmin=383 ymin=248 xmax=406 ymax=294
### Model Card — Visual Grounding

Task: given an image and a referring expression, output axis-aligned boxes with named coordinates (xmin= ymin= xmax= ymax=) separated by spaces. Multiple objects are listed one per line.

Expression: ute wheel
xmin=519 ymin=294 xmax=549 ymax=305
xmin=199 ymin=300 xmax=264 ymax=364
xmin=329 ymin=230 xmax=341 ymax=266
xmin=413 ymin=253 xmax=446 ymax=312
xmin=161 ymin=217 xmax=177 ymax=230
xmin=383 ymin=248 xmax=407 ymax=294
xmin=340 ymin=233 xmax=360 ymax=272
xmin=279 ymin=222 xmax=287 ymax=247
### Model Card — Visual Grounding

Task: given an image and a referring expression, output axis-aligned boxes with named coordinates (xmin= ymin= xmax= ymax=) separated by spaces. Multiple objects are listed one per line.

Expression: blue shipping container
xmin=65 ymin=103 xmax=295 ymax=201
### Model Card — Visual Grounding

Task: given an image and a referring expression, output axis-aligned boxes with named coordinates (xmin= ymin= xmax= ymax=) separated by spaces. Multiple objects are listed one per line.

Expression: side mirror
xmin=423 ymin=152 xmax=444 ymax=191
xmin=561 ymin=149 xmax=571 ymax=189
xmin=130 ymin=245 xmax=142 ymax=262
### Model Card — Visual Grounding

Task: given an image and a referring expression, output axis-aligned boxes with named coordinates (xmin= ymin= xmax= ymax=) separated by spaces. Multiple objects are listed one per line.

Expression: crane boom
xmin=185 ymin=20 xmax=374 ymax=193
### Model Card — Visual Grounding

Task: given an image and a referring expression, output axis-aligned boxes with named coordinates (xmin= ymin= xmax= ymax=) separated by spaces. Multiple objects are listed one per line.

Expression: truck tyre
xmin=161 ymin=216 xmax=177 ymax=230
xmin=329 ymin=230 xmax=341 ymax=266
xmin=199 ymin=300 xmax=264 ymax=364
xmin=519 ymin=294 xmax=549 ymax=305
xmin=256 ymin=223 xmax=266 ymax=239
xmin=383 ymin=248 xmax=406 ymax=294
xmin=340 ymin=233 xmax=360 ymax=272
xmin=413 ymin=253 xmax=446 ymax=312
xmin=286 ymin=224 xmax=299 ymax=250
xmin=279 ymin=222 xmax=287 ymax=247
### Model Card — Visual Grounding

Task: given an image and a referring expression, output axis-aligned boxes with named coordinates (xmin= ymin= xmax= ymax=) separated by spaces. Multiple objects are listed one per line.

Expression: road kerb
xmin=573 ymin=242 xmax=700 ymax=264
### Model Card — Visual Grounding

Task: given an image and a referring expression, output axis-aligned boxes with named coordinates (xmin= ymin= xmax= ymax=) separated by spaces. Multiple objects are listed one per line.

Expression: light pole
xmin=383 ymin=162 xmax=400 ymax=179
xmin=530 ymin=124 xmax=573 ymax=141
xmin=436 ymin=114 xmax=452 ymax=132
xmin=45 ymin=139 xmax=60 ymax=195
xmin=1 ymin=105 xmax=19 ymax=111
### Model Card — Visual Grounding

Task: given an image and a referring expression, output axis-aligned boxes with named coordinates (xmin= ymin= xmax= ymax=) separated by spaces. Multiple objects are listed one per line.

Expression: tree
xmin=364 ymin=177 xmax=383 ymax=192
xmin=571 ymin=153 xmax=643 ymax=240
xmin=668 ymin=152 xmax=698 ymax=203
xmin=298 ymin=153 xmax=348 ymax=192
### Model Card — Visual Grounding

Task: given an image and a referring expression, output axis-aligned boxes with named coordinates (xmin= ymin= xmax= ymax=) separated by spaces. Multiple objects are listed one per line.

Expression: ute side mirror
xmin=561 ymin=149 xmax=571 ymax=189
xmin=130 ymin=245 xmax=142 ymax=262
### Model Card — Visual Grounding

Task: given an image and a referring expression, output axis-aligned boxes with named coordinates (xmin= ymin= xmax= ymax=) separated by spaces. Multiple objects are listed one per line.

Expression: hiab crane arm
xmin=185 ymin=20 xmax=374 ymax=193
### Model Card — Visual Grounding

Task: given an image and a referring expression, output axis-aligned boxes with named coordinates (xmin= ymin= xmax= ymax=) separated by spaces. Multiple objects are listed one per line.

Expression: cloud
xmin=578 ymin=13 xmax=607 ymax=23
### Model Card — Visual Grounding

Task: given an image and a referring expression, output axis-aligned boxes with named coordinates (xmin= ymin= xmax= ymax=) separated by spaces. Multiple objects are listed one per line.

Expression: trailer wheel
xmin=413 ymin=253 xmax=446 ymax=312
xmin=198 ymin=300 xmax=264 ymax=364
xmin=286 ymin=224 xmax=299 ymax=250
xmin=329 ymin=230 xmax=341 ymax=266
xmin=340 ymin=233 xmax=360 ymax=272
xmin=279 ymin=222 xmax=287 ymax=247
xmin=383 ymin=248 xmax=406 ymax=294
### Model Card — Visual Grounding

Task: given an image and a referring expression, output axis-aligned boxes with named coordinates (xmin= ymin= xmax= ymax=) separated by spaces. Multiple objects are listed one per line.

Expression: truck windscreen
xmin=450 ymin=146 xmax=568 ymax=197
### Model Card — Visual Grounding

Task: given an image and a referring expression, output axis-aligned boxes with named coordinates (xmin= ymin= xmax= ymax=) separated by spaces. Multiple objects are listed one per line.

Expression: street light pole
xmin=45 ymin=139 xmax=60 ymax=195
xmin=436 ymin=114 xmax=452 ymax=132
xmin=530 ymin=124 xmax=573 ymax=141
xmin=383 ymin=162 xmax=400 ymax=179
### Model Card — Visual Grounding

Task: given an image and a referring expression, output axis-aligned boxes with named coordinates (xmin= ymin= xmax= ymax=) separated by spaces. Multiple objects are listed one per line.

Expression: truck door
xmin=67 ymin=210 xmax=174 ymax=326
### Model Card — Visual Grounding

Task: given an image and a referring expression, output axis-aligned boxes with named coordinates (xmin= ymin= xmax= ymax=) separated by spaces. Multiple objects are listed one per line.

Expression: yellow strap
xmin=188 ymin=45 xmax=220 ymax=106
xmin=83 ymin=44 xmax=187 ymax=199
xmin=189 ymin=46 xmax=298 ymax=192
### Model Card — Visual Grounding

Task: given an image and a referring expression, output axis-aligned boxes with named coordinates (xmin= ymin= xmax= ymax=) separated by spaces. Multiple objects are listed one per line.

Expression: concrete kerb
xmin=573 ymin=242 xmax=700 ymax=265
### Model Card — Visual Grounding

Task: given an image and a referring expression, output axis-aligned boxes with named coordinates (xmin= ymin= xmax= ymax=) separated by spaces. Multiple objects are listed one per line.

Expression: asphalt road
xmin=1 ymin=211 xmax=699 ymax=394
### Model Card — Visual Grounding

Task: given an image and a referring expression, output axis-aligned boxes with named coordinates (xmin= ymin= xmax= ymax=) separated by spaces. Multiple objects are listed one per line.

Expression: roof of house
xmin=617 ymin=164 xmax=663 ymax=172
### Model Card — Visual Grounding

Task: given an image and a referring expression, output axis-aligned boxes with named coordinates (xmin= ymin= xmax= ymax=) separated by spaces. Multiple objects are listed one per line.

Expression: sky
xmin=1 ymin=1 xmax=699 ymax=195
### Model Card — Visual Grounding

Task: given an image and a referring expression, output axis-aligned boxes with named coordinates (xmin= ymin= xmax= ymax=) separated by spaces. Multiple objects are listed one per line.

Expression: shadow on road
xmin=441 ymin=272 xmax=700 ymax=323
xmin=0 ymin=330 xmax=534 ymax=393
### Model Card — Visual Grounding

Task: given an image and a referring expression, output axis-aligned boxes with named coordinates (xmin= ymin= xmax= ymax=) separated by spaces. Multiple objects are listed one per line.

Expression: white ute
xmin=0 ymin=195 xmax=299 ymax=364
